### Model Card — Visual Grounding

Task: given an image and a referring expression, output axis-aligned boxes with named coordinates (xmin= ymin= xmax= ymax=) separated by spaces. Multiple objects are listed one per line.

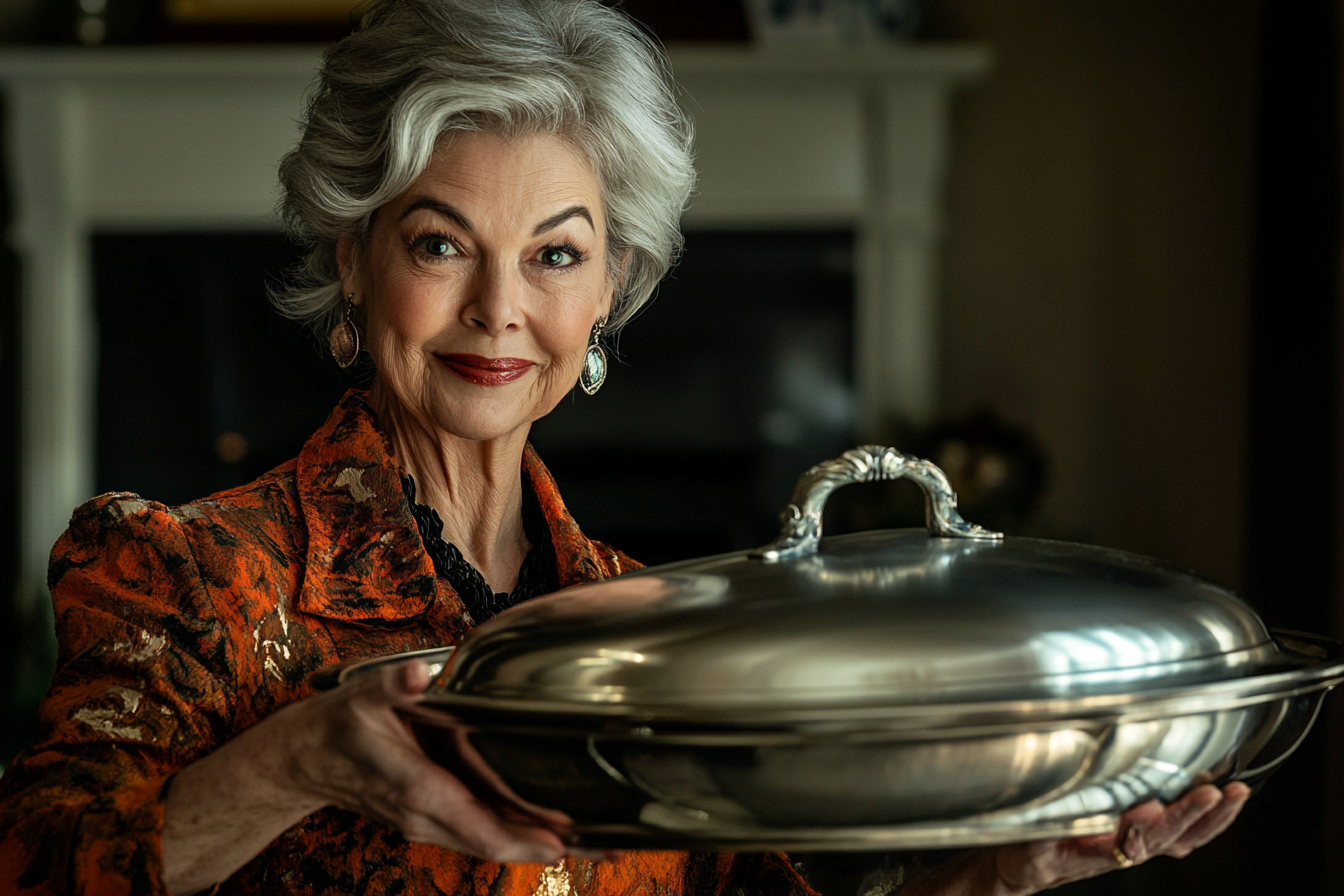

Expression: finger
xmin=1123 ymin=786 xmax=1222 ymax=862
xmin=398 ymin=659 xmax=432 ymax=694
xmin=1117 ymin=799 xmax=1165 ymax=833
xmin=390 ymin=757 xmax=567 ymax=863
xmin=406 ymin=793 xmax=568 ymax=864
xmin=448 ymin=725 xmax=576 ymax=830
xmin=458 ymin=811 xmax=569 ymax=864
xmin=1164 ymin=784 xmax=1250 ymax=858
xmin=344 ymin=661 xmax=432 ymax=711
xmin=1112 ymin=799 xmax=1163 ymax=864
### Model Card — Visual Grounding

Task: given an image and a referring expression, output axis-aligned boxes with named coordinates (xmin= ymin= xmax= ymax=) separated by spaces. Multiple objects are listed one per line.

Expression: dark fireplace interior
xmin=92 ymin=230 xmax=855 ymax=567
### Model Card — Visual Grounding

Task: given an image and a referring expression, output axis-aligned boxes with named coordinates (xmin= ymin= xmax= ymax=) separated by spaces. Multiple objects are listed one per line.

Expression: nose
xmin=461 ymin=259 xmax=525 ymax=337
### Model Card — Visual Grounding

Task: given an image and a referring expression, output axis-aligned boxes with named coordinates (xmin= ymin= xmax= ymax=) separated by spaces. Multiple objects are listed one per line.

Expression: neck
xmin=368 ymin=381 xmax=530 ymax=593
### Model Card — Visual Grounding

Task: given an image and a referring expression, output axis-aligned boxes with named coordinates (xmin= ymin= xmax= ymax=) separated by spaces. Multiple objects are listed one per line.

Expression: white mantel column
xmin=857 ymin=78 xmax=957 ymax=434
xmin=8 ymin=79 xmax=95 ymax=617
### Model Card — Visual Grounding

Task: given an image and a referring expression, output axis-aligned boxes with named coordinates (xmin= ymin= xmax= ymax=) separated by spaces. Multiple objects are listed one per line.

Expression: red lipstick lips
xmin=435 ymin=353 xmax=535 ymax=386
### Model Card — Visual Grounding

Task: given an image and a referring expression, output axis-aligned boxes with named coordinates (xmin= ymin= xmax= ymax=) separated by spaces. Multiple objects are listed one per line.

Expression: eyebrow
xmin=399 ymin=199 xmax=595 ymax=237
xmin=533 ymin=205 xmax=595 ymax=236
xmin=399 ymin=198 xmax=474 ymax=231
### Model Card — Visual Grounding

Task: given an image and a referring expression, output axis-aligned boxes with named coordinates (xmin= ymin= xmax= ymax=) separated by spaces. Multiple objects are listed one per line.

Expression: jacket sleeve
xmin=0 ymin=494 xmax=238 ymax=896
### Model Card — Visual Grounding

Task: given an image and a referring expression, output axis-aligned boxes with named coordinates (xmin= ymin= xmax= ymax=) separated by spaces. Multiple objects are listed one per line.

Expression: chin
xmin=426 ymin=394 xmax=535 ymax=443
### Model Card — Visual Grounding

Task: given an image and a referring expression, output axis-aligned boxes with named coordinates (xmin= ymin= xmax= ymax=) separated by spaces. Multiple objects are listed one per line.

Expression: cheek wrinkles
xmin=531 ymin=349 xmax=585 ymax=413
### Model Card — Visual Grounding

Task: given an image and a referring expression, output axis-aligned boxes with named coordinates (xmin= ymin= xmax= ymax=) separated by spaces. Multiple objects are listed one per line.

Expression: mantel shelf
xmin=0 ymin=43 xmax=990 ymax=82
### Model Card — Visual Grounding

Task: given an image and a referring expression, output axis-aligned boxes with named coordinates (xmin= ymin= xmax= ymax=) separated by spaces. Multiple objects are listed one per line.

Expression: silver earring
xmin=579 ymin=317 xmax=608 ymax=395
xmin=329 ymin=294 xmax=361 ymax=369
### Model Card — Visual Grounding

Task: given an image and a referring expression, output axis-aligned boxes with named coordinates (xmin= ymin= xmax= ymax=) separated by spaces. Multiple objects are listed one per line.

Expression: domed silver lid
xmin=426 ymin=447 xmax=1279 ymax=722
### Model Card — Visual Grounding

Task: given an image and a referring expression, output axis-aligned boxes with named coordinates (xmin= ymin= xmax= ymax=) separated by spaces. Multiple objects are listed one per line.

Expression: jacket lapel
xmin=294 ymin=391 xmax=443 ymax=623
xmin=522 ymin=445 xmax=608 ymax=588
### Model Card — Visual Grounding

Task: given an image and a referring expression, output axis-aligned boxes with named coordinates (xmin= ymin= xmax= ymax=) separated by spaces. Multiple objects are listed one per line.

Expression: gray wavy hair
xmin=273 ymin=0 xmax=696 ymax=337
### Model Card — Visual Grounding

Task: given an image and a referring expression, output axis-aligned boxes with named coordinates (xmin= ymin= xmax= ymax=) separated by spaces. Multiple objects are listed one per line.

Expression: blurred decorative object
xmin=742 ymin=0 xmax=921 ymax=46
xmin=913 ymin=406 xmax=1048 ymax=534
xmin=214 ymin=431 xmax=249 ymax=464
xmin=163 ymin=0 xmax=360 ymax=25
xmin=77 ymin=0 xmax=108 ymax=44
xmin=38 ymin=0 xmax=159 ymax=45
xmin=826 ymin=407 xmax=1048 ymax=537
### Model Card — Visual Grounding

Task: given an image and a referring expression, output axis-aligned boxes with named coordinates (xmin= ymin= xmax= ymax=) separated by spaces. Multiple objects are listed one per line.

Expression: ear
xmin=336 ymin=235 xmax=360 ymax=304
xmin=601 ymin=248 xmax=633 ymax=321
xmin=618 ymin=248 xmax=633 ymax=290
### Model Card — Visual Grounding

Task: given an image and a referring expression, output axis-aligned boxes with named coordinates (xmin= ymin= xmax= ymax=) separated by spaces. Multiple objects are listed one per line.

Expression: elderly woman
xmin=0 ymin=1 xmax=1247 ymax=894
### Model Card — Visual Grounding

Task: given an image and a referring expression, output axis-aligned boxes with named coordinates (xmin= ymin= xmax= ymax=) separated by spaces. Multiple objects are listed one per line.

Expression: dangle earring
xmin=329 ymin=293 xmax=361 ymax=369
xmin=579 ymin=316 xmax=608 ymax=395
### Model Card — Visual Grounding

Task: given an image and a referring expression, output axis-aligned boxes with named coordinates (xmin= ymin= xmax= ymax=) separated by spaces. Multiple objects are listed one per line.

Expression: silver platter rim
xmin=415 ymin=630 xmax=1344 ymax=736
xmin=567 ymin=812 xmax=1121 ymax=852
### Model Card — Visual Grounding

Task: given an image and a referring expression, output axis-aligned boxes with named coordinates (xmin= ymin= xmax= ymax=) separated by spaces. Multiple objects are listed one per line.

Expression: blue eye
xmin=424 ymin=237 xmax=454 ymax=257
xmin=538 ymin=246 xmax=579 ymax=267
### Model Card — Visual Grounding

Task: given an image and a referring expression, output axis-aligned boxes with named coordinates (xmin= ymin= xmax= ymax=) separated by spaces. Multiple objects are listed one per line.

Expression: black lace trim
xmin=401 ymin=473 xmax=559 ymax=623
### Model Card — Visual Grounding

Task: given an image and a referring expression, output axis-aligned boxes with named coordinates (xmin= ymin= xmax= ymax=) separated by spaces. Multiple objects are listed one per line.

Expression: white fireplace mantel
xmin=0 ymin=43 xmax=989 ymax=611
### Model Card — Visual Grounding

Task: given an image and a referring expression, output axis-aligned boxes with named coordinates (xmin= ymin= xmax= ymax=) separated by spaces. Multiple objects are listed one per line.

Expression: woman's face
xmin=346 ymin=130 xmax=613 ymax=443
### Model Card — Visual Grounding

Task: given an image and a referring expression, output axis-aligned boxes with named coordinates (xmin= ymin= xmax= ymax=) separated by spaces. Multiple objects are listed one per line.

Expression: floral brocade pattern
xmin=0 ymin=390 xmax=817 ymax=896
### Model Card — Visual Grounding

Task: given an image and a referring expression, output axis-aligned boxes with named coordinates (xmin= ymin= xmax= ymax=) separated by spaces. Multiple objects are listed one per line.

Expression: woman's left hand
xmin=989 ymin=782 xmax=1251 ymax=894
xmin=902 ymin=782 xmax=1250 ymax=895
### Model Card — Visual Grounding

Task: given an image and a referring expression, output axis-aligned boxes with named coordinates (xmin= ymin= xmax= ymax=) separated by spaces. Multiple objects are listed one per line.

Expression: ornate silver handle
xmin=751 ymin=445 xmax=1003 ymax=561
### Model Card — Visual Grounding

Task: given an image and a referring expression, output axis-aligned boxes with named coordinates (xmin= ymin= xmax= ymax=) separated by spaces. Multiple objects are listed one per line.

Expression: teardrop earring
xmin=579 ymin=317 xmax=608 ymax=395
xmin=329 ymin=294 xmax=361 ymax=369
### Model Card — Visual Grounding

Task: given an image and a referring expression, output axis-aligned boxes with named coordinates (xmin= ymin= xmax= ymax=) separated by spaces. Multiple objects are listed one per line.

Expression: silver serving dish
xmin=343 ymin=446 xmax=1344 ymax=851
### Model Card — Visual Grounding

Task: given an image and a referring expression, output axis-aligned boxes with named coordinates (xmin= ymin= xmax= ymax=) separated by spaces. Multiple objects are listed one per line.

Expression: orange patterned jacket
xmin=0 ymin=391 xmax=816 ymax=896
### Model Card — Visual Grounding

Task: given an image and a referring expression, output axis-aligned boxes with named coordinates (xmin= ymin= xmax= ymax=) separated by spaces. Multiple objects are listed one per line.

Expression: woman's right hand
xmin=288 ymin=659 xmax=576 ymax=859
xmin=163 ymin=660 xmax=584 ymax=895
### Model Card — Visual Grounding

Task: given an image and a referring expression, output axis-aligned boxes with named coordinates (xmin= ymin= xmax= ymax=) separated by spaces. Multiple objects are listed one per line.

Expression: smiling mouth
xmin=434 ymin=353 xmax=535 ymax=386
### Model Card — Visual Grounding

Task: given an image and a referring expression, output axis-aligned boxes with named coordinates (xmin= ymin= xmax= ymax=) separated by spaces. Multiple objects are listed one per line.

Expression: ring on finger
xmin=1112 ymin=844 xmax=1135 ymax=869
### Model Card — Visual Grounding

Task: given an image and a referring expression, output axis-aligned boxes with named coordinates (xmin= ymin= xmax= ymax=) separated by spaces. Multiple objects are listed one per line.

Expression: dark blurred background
xmin=2 ymin=1 xmax=1343 ymax=894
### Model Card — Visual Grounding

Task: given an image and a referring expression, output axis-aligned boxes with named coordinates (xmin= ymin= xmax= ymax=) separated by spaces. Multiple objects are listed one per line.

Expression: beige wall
xmin=933 ymin=0 xmax=1258 ymax=588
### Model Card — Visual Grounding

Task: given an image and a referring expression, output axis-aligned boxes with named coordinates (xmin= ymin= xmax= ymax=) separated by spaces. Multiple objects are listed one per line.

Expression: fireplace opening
xmin=92 ymin=229 xmax=855 ymax=565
